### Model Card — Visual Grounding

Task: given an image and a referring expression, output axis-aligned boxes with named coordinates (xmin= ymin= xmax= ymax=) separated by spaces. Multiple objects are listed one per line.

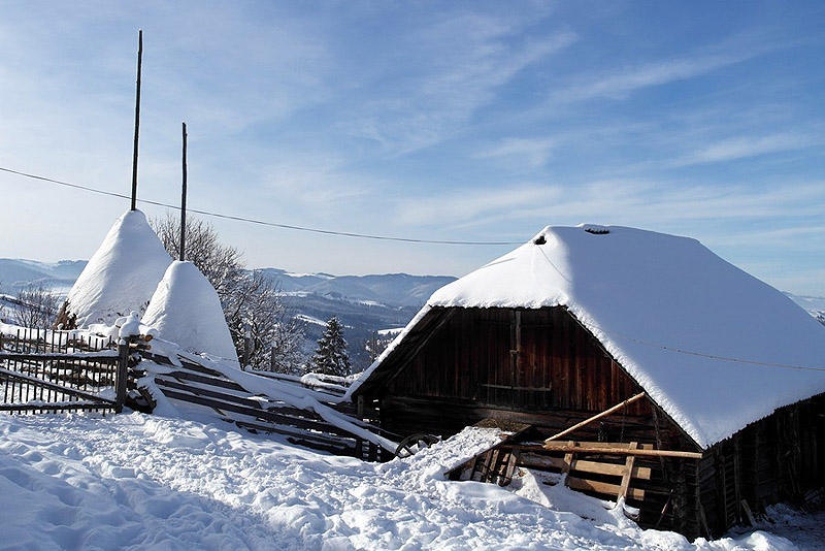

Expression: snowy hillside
xmin=0 ymin=258 xmax=86 ymax=295
xmin=258 ymin=269 xmax=456 ymax=308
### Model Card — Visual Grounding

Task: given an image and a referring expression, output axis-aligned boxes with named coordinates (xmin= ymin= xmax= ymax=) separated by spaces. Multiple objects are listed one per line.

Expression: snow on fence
xmin=139 ymin=348 xmax=396 ymax=461
xmin=0 ymin=324 xmax=132 ymax=415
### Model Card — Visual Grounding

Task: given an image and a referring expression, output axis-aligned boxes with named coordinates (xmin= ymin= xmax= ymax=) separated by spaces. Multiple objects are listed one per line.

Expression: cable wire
xmin=0 ymin=166 xmax=522 ymax=246
xmin=5 ymin=165 xmax=823 ymax=373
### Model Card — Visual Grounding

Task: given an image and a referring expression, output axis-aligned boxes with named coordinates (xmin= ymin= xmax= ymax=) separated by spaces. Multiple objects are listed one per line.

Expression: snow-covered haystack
xmin=142 ymin=261 xmax=238 ymax=365
xmin=63 ymin=210 xmax=172 ymax=327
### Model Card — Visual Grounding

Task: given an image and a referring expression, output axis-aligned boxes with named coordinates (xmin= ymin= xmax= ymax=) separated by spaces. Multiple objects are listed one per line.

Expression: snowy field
xmin=1 ymin=411 xmax=822 ymax=550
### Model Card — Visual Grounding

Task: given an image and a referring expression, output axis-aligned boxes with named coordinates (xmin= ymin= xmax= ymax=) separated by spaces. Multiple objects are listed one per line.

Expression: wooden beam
xmin=618 ymin=442 xmax=638 ymax=499
xmin=542 ymin=441 xmax=703 ymax=459
xmin=565 ymin=476 xmax=646 ymax=501
xmin=545 ymin=391 xmax=647 ymax=442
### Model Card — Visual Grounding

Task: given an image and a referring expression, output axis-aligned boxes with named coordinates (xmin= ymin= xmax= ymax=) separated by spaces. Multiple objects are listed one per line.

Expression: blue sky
xmin=1 ymin=1 xmax=823 ymax=295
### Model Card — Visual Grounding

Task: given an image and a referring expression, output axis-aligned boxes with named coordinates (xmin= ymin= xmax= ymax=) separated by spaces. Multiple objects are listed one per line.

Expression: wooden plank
xmin=574 ymin=458 xmax=652 ymax=481
xmin=507 ymin=442 xmax=654 ymax=451
xmin=0 ymin=352 xmax=118 ymax=362
xmin=517 ymin=453 xmax=652 ymax=480
xmin=618 ymin=442 xmax=638 ymax=499
xmin=156 ymin=378 xmax=266 ymax=409
xmin=560 ymin=440 xmax=574 ymax=474
xmin=163 ymin=370 xmax=247 ymax=391
xmin=565 ymin=476 xmax=646 ymax=501
xmin=157 ymin=387 xmax=352 ymax=437
xmin=0 ymin=402 xmax=116 ymax=413
xmin=519 ymin=453 xmax=565 ymax=470
xmin=542 ymin=442 xmax=702 ymax=459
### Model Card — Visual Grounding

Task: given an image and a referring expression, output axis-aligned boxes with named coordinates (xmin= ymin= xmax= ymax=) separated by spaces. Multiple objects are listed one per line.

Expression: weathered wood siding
xmin=371 ymin=307 xmax=698 ymax=454
xmin=386 ymin=307 xmax=645 ymax=414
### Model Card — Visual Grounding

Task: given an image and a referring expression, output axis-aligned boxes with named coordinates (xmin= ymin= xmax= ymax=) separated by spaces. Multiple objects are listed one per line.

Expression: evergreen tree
xmin=311 ymin=317 xmax=351 ymax=377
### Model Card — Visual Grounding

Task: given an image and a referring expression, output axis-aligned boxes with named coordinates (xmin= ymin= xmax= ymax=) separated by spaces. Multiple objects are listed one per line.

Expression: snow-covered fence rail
xmin=247 ymin=370 xmax=354 ymax=398
xmin=141 ymin=350 xmax=394 ymax=461
xmin=0 ymin=325 xmax=132 ymax=415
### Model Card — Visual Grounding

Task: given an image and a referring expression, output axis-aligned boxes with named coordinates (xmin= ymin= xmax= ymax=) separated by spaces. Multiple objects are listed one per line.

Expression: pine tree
xmin=311 ymin=317 xmax=351 ymax=377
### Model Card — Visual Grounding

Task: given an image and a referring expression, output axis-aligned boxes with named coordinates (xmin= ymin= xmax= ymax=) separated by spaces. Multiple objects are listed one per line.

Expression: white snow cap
xmin=66 ymin=210 xmax=172 ymax=327
xmin=429 ymin=224 xmax=825 ymax=449
xmin=142 ymin=261 xmax=239 ymax=365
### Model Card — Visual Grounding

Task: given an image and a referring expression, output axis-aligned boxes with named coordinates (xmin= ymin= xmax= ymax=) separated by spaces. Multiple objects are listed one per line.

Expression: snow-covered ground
xmin=1 ymin=411 xmax=821 ymax=550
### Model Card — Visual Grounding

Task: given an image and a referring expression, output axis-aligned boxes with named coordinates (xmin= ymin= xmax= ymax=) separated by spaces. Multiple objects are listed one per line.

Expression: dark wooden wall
xmin=372 ymin=307 xmax=694 ymax=451
xmin=386 ymin=308 xmax=645 ymax=413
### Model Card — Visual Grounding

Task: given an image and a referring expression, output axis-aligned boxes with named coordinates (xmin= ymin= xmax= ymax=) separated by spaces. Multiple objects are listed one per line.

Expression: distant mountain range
xmin=2 ymin=258 xmax=823 ymax=370
xmin=0 ymin=259 xmax=87 ymax=296
xmin=0 ymin=259 xmax=456 ymax=370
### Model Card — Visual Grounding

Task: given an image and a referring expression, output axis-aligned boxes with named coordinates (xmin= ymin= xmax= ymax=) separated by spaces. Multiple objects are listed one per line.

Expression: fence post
xmin=115 ymin=337 xmax=133 ymax=413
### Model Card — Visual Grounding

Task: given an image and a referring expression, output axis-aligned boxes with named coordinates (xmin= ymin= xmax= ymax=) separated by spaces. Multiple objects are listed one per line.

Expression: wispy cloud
xmin=394 ymin=177 xmax=825 ymax=234
xmin=670 ymin=133 xmax=817 ymax=166
xmin=396 ymin=185 xmax=564 ymax=226
xmin=343 ymin=15 xmax=577 ymax=155
xmin=476 ymin=137 xmax=561 ymax=168
xmin=545 ymin=33 xmax=785 ymax=107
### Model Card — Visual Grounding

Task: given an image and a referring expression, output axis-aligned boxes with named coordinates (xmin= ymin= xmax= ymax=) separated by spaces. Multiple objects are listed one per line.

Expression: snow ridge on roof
xmin=366 ymin=225 xmax=825 ymax=449
xmin=66 ymin=210 xmax=172 ymax=327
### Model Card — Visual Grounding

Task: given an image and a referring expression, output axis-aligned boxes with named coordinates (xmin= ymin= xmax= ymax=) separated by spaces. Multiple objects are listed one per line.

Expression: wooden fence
xmin=143 ymin=351 xmax=392 ymax=461
xmin=0 ymin=327 xmax=131 ymax=414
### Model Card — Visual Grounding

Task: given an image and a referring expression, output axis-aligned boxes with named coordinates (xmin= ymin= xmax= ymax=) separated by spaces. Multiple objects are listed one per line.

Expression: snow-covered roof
xmin=351 ymin=224 xmax=825 ymax=449
xmin=142 ymin=261 xmax=239 ymax=364
xmin=65 ymin=210 xmax=172 ymax=327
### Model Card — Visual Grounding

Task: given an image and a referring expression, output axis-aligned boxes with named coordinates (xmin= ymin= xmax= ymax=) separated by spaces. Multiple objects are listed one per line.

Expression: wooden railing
xmin=0 ymin=326 xmax=132 ymax=414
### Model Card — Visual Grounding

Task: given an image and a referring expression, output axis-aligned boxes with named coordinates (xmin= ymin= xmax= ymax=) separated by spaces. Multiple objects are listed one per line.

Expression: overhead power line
xmin=0 ymin=166 xmax=521 ymax=246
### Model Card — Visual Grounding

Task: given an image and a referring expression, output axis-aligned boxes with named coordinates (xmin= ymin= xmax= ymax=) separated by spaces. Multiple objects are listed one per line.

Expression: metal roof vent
xmin=583 ymin=225 xmax=610 ymax=235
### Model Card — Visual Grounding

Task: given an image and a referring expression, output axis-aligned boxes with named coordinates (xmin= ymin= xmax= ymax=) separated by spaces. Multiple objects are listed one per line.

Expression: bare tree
xmin=222 ymin=270 xmax=307 ymax=373
xmin=0 ymin=282 xmax=7 ymax=323
xmin=152 ymin=213 xmax=245 ymax=301
xmin=151 ymin=214 xmax=307 ymax=372
xmin=16 ymin=284 xmax=60 ymax=328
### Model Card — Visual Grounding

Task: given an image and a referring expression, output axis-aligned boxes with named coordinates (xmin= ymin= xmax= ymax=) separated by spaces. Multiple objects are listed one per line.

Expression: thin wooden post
xmin=562 ymin=440 xmax=575 ymax=474
xmin=131 ymin=30 xmax=143 ymax=211
xmin=545 ymin=392 xmax=647 ymax=442
xmin=115 ymin=337 xmax=132 ymax=413
xmin=180 ymin=122 xmax=188 ymax=261
xmin=618 ymin=442 xmax=638 ymax=500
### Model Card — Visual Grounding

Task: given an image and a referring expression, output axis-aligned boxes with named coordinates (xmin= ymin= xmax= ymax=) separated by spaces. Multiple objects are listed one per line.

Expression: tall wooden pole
xmin=180 ymin=122 xmax=188 ymax=261
xmin=130 ymin=30 xmax=143 ymax=211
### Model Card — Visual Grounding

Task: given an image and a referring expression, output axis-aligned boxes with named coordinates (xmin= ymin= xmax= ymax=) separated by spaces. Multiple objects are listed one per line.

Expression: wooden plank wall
xmin=386 ymin=308 xmax=648 ymax=415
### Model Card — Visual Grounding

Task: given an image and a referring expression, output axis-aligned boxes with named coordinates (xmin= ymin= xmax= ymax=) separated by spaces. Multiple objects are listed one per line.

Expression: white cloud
xmin=476 ymin=137 xmax=561 ymax=168
xmin=671 ymin=133 xmax=816 ymax=166
xmin=545 ymin=34 xmax=783 ymax=107
xmin=343 ymin=15 xmax=577 ymax=155
xmin=396 ymin=185 xmax=564 ymax=226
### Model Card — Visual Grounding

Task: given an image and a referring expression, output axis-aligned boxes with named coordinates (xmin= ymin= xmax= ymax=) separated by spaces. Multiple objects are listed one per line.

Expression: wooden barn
xmin=349 ymin=224 xmax=825 ymax=539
